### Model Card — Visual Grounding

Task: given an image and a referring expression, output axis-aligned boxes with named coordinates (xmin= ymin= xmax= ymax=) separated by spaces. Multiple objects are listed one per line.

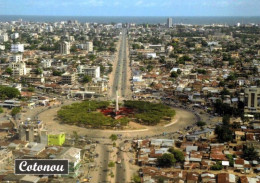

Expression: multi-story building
xmin=9 ymin=61 xmax=27 ymax=76
xmin=167 ymin=17 xmax=173 ymax=28
xmin=244 ymin=87 xmax=260 ymax=114
xmin=11 ymin=43 xmax=24 ymax=53
xmin=85 ymin=80 xmax=107 ymax=94
xmin=41 ymin=59 xmax=53 ymax=68
xmin=9 ymin=54 xmax=23 ymax=62
xmin=57 ymin=147 xmax=81 ymax=178
xmin=77 ymin=65 xmax=100 ymax=78
xmin=21 ymin=74 xmax=45 ymax=83
xmin=62 ymin=72 xmax=76 ymax=85
xmin=86 ymin=41 xmax=93 ymax=52
xmin=60 ymin=41 xmax=70 ymax=55
xmin=0 ymin=33 xmax=8 ymax=42
xmin=10 ymin=33 xmax=19 ymax=39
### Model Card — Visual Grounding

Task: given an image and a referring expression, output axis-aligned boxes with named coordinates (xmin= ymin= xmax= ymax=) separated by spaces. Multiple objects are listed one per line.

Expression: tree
xmin=168 ymin=148 xmax=185 ymax=162
xmin=0 ymin=86 xmax=20 ymax=99
xmin=108 ymin=161 xmax=115 ymax=168
xmin=5 ymin=67 xmax=12 ymax=75
xmin=157 ymin=153 xmax=176 ymax=167
xmin=109 ymin=134 xmax=117 ymax=141
xmin=211 ymin=161 xmax=223 ymax=170
xmin=28 ymin=87 xmax=35 ymax=92
xmin=0 ymin=107 xmax=3 ymax=113
xmin=53 ymin=70 xmax=63 ymax=76
xmin=170 ymin=71 xmax=178 ymax=78
xmin=11 ymin=107 xmax=21 ymax=117
xmin=197 ymin=121 xmax=206 ymax=127
xmin=82 ymin=75 xmax=92 ymax=83
xmin=35 ymin=68 xmax=43 ymax=75
xmin=177 ymin=69 xmax=182 ymax=75
xmin=243 ymin=145 xmax=258 ymax=160
xmin=215 ymin=115 xmax=233 ymax=142
xmin=132 ymin=174 xmax=141 ymax=183
xmin=226 ymin=154 xmax=235 ymax=167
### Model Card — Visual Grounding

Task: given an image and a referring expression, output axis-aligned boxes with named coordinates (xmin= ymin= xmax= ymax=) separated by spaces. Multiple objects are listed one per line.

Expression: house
xmin=234 ymin=159 xmax=251 ymax=174
xmin=217 ymin=173 xmax=236 ymax=183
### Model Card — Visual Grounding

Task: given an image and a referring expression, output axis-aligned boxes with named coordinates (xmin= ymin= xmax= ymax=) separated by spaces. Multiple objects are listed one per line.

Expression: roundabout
xmin=35 ymin=100 xmax=198 ymax=139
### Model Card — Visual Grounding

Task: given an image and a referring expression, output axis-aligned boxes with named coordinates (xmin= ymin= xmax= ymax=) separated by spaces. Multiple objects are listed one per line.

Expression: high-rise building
xmin=86 ymin=41 xmax=93 ymax=52
xmin=244 ymin=87 xmax=260 ymax=114
xmin=167 ymin=17 xmax=173 ymax=28
xmin=60 ymin=41 xmax=70 ymax=55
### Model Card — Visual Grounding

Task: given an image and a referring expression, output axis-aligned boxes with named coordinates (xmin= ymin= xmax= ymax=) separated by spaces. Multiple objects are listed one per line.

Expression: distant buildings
xmin=60 ymin=41 xmax=70 ymax=55
xmin=167 ymin=17 xmax=173 ymax=28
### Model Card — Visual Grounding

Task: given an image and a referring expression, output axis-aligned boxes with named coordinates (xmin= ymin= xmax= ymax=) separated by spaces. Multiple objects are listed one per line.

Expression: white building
xmin=86 ymin=41 xmax=93 ymax=52
xmin=0 ymin=33 xmax=8 ymax=42
xmin=41 ymin=59 xmax=53 ymax=68
xmin=9 ymin=61 xmax=27 ymax=76
xmin=77 ymin=65 xmax=100 ymax=78
xmin=0 ymin=45 xmax=5 ymax=50
xmin=11 ymin=43 xmax=24 ymax=53
xmin=116 ymin=23 xmax=123 ymax=29
xmin=146 ymin=53 xmax=156 ymax=59
xmin=167 ymin=18 xmax=173 ymax=28
xmin=60 ymin=41 xmax=70 ymax=55
xmin=78 ymin=42 xmax=93 ymax=52
xmin=10 ymin=54 xmax=23 ymax=62
xmin=10 ymin=33 xmax=19 ymax=39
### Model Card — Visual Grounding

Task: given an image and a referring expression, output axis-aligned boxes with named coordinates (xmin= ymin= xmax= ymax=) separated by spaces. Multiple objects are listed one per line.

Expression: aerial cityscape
xmin=0 ymin=0 xmax=260 ymax=183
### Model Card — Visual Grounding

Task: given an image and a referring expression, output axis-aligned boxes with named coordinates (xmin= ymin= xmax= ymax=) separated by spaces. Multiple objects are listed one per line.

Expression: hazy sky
xmin=0 ymin=0 xmax=260 ymax=16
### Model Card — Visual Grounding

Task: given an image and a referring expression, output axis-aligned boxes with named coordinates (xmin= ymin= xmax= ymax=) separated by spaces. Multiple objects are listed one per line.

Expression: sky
xmin=0 ymin=0 xmax=260 ymax=16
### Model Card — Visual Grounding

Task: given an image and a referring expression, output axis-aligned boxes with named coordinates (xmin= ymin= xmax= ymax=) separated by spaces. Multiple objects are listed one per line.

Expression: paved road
xmin=111 ymin=29 xmax=131 ymax=100
xmin=98 ymin=144 xmax=110 ymax=183
xmin=115 ymin=141 xmax=127 ymax=183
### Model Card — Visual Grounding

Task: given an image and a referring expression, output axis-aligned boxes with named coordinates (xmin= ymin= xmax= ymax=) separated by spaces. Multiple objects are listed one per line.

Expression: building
xmin=58 ymin=147 xmax=81 ymax=178
xmin=48 ymin=133 xmax=65 ymax=146
xmin=10 ymin=32 xmax=19 ymax=39
xmin=18 ymin=120 xmax=46 ymax=143
xmin=0 ymin=33 xmax=8 ymax=42
xmin=78 ymin=42 xmax=93 ymax=52
xmin=10 ymin=54 xmax=23 ymax=62
xmin=9 ymin=61 xmax=27 ymax=76
xmin=85 ymin=80 xmax=107 ymax=94
xmin=60 ymin=41 xmax=70 ymax=55
xmin=86 ymin=41 xmax=93 ymax=52
xmin=167 ymin=17 xmax=173 ymax=28
xmin=0 ymin=45 xmax=5 ymax=50
xmin=244 ymin=87 xmax=260 ymax=114
xmin=41 ymin=59 xmax=53 ymax=68
xmin=21 ymin=74 xmax=45 ymax=83
xmin=62 ymin=72 xmax=76 ymax=85
xmin=11 ymin=43 xmax=24 ymax=53
xmin=77 ymin=65 xmax=100 ymax=78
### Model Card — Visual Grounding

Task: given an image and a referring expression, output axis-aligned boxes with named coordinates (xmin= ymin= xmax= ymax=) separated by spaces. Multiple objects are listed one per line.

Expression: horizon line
xmin=1 ymin=15 xmax=260 ymax=17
